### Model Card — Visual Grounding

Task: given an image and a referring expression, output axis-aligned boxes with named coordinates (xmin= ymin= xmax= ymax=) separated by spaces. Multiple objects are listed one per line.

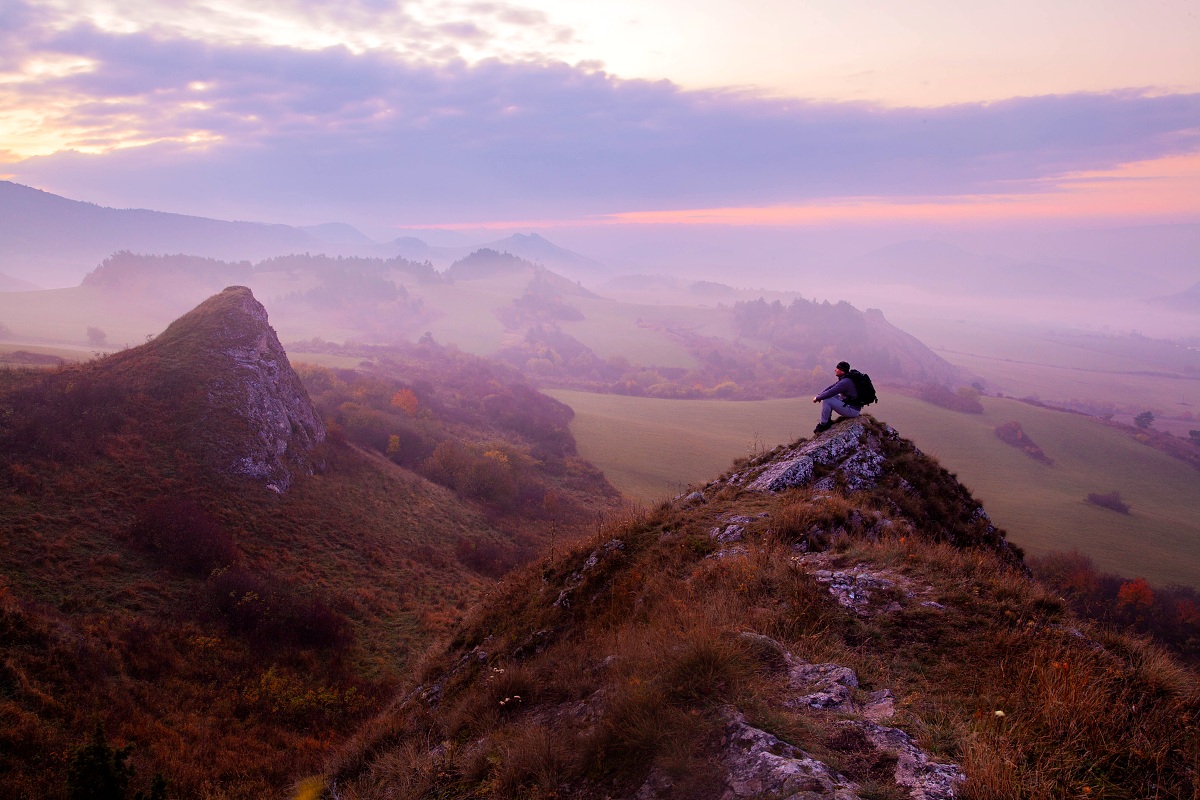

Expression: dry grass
xmin=330 ymin=473 xmax=1200 ymax=799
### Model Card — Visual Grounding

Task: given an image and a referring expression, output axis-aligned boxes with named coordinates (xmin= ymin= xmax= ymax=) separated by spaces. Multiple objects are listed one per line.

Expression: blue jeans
xmin=820 ymin=397 xmax=861 ymax=424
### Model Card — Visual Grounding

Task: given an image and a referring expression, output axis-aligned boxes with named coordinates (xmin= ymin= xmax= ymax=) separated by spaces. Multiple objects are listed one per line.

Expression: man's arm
xmin=813 ymin=377 xmax=855 ymax=403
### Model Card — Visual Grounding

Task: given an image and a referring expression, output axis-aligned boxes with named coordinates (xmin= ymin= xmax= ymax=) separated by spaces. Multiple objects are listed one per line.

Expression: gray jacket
xmin=815 ymin=376 xmax=858 ymax=404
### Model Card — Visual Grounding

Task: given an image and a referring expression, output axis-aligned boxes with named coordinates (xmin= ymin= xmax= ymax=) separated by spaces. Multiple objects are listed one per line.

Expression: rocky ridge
xmin=703 ymin=417 xmax=1021 ymax=566
xmin=325 ymin=416 xmax=1052 ymax=798
xmin=642 ymin=629 xmax=966 ymax=800
xmin=324 ymin=412 xmax=1199 ymax=800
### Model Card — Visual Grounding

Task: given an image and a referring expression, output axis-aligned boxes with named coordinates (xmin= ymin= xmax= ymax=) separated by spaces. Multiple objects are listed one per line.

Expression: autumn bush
xmin=1085 ymin=490 xmax=1131 ymax=514
xmin=454 ymin=536 xmax=537 ymax=579
xmin=241 ymin=665 xmax=369 ymax=728
xmin=1030 ymin=549 xmax=1200 ymax=662
xmin=918 ymin=383 xmax=985 ymax=413
xmin=204 ymin=568 xmax=352 ymax=653
xmin=129 ymin=496 xmax=238 ymax=576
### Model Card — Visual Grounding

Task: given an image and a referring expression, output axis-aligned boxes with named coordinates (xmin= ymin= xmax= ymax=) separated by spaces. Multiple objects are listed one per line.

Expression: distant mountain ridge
xmin=0 ymin=181 xmax=320 ymax=288
xmin=0 ymin=272 xmax=39 ymax=292
xmin=1151 ymin=281 xmax=1200 ymax=313
xmin=0 ymin=181 xmax=607 ymax=287
xmin=392 ymin=232 xmax=608 ymax=281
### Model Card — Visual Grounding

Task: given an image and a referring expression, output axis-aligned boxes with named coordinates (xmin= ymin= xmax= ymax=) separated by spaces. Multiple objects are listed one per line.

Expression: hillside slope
xmin=322 ymin=419 xmax=1199 ymax=799
xmin=0 ymin=288 xmax=623 ymax=798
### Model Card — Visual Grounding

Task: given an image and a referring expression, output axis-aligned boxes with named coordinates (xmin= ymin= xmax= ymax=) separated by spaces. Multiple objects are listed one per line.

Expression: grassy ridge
xmin=547 ymin=389 xmax=1200 ymax=587
xmin=327 ymin=463 xmax=1200 ymax=800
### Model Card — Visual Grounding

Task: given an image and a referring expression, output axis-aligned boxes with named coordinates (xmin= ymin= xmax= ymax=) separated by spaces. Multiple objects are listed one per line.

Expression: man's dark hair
xmin=836 ymin=361 xmax=850 ymax=372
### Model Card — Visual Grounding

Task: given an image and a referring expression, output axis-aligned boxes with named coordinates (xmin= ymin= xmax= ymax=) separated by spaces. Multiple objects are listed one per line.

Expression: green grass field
xmin=892 ymin=316 xmax=1200 ymax=435
xmin=547 ymin=389 xmax=1200 ymax=588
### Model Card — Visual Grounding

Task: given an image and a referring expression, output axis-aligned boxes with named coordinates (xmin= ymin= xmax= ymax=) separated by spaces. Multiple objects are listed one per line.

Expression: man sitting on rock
xmin=812 ymin=361 xmax=860 ymax=434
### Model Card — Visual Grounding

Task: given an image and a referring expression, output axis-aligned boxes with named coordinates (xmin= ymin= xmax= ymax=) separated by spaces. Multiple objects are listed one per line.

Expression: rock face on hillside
xmin=740 ymin=419 xmax=891 ymax=494
xmin=125 ymin=285 xmax=325 ymax=491
xmin=713 ymin=418 xmax=1020 ymax=565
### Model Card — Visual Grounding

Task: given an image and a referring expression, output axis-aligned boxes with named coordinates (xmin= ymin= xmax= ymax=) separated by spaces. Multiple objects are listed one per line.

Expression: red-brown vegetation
xmin=326 ymin=476 xmax=1200 ymax=800
xmin=1085 ymin=490 xmax=1131 ymax=514
xmin=918 ymin=383 xmax=985 ymax=413
xmin=0 ymin=315 xmax=623 ymax=796
xmin=1030 ymin=550 xmax=1200 ymax=664
xmin=993 ymin=420 xmax=1054 ymax=464
xmin=128 ymin=496 xmax=238 ymax=576
xmin=293 ymin=338 xmax=619 ymax=528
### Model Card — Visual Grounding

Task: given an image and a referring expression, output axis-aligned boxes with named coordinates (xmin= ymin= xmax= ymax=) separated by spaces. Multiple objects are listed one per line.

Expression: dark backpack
xmin=847 ymin=369 xmax=878 ymax=407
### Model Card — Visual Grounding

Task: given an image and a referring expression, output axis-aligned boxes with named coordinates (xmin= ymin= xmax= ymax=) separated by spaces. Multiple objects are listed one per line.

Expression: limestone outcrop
xmin=186 ymin=286 xmax=325 ymax=491
xmin=737 ymin=419 xmax=890 ymax=493
xmin=709 ymin=417 xmax=1022 ymax=565
xmin=108 ymin=285 xmax=325 ymax=491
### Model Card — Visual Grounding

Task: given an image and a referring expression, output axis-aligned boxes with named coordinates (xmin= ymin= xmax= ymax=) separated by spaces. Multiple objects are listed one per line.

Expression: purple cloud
xmin=6 ymin=12 xmax=1199 ymax=226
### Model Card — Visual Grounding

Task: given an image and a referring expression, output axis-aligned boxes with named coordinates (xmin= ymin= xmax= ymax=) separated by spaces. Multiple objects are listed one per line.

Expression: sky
xmin=2 ymin=0 xmax=1199 ymax=245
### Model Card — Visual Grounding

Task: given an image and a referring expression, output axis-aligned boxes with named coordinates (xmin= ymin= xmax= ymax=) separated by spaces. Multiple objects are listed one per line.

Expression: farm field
xmin=893 ymin=316 xmax=1200 ymax=436
xmin=561 ymin=296 xmax=709 ymax=367
xmin=547 ymin=388 xmax=1200 ymax=588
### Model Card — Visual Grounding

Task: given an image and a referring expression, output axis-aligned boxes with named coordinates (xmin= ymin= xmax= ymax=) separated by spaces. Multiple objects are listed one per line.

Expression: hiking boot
xmin=813 ymin=422 xmax=832 ymax=434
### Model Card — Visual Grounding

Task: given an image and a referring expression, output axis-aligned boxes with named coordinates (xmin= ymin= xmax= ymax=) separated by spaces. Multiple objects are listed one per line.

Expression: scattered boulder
xmin=719 ymin=710 xmax=860 ymax=800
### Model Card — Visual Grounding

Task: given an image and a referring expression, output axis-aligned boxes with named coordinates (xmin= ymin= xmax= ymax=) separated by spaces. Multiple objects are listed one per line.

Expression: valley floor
xmin=547 ymin=389 xmax=1200 ymax=589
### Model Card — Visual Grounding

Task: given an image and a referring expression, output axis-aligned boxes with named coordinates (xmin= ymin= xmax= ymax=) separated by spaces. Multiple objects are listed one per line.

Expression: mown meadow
xmin=547 ymin=389 xmax=1200 ymax=588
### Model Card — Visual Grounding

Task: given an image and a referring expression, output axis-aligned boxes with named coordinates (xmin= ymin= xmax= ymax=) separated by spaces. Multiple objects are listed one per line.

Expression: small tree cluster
xmin=421 ymin=441 xmax=532 ymax=506
xmin=1085 ymin=491 xmax=1131 ymax=514
xmin=1030 ymin=550 xmax=1200 ymax=662
xmin=297 ymin=361 xmax=573 ymax=514
xmin=918 ymin=383 xmax=985 ymax=413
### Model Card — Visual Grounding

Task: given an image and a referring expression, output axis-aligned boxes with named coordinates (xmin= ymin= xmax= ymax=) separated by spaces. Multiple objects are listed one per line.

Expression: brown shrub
xmin=485 ymin=722 xmax=580 ymax=798
xmin=1085 ymin=491 xmax=1131 ymax=514
xmin=454 ymin=536 xmax=535 ymax=579
xmin=204 ymin=568 xmax=353 ymax=653
xmin=129 ymin=496 xmax=238 ymax=576
xmin=993 ymin=421 xmax=1053 ymax=465
xmin=919 ymin=383 xmax=985 ymax=413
